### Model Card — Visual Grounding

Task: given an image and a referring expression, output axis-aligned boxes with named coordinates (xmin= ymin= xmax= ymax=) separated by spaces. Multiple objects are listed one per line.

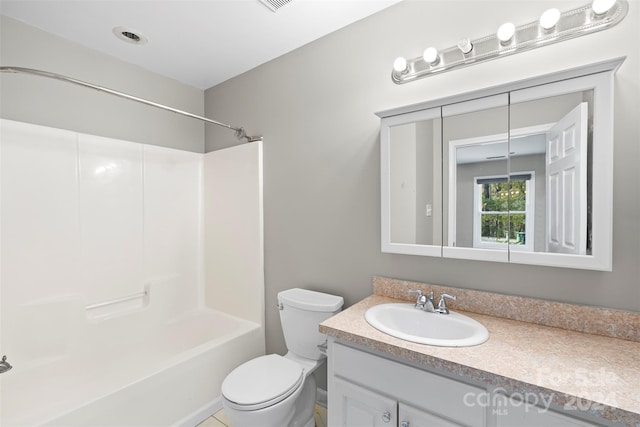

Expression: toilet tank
xmin=278 ymin=288 xmax=344 ymax=361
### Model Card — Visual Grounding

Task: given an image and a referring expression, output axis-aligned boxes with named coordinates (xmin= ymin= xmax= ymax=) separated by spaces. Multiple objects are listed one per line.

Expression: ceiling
xmin=456 ymin=134 xmax=547 ymax=164
xmin=0 ymin=0 xmax=402 ymax=90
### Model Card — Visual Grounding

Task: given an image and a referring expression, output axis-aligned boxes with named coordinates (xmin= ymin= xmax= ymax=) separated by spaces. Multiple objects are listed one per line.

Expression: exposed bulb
xmin=423 ymin=47 xmax=439 ymax=65
xmin=393 ymin=57 xmax=408 ymax=73
xmin=592 ymin=0 xmax=616 ymax=15
xmin=540 ymin=8 xmax=561 ymax=30
xmin=497 ymin=22 xmax=516 ymax=43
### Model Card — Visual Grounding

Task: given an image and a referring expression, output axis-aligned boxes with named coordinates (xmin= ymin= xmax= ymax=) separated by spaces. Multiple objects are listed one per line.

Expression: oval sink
xmin=364 ymin=303 xmax=489 ymax=347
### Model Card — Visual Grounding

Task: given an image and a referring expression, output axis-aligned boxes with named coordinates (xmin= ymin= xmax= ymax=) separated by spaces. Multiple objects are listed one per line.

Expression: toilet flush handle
xmin=277 ymin=302 xmax=284 ymax=310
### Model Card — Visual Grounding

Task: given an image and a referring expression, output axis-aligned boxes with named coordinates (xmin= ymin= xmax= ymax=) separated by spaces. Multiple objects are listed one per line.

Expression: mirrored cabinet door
xmin=442 ymin=94 xmax=510 ymax=262
xmin=382 ymin=107 xmax=442 ymax=256
xmin=508 ymin=72 xmax=613 ymax=270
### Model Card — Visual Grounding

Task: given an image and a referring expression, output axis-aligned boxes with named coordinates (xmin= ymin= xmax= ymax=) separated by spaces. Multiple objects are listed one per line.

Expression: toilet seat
xmin=221 ymin=354 xmax=304 ymax=411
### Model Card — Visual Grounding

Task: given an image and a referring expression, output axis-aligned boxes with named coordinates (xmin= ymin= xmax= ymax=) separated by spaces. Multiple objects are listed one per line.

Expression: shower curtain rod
xmin=0 ymin=66 xmax=263 ymax=143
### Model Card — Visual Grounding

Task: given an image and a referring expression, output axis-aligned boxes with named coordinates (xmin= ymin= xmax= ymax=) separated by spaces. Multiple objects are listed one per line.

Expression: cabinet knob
xmin=401 ymin=421 xmax=410 ymax=427
xmin=382 ymin=411 xmax=392 ymax=423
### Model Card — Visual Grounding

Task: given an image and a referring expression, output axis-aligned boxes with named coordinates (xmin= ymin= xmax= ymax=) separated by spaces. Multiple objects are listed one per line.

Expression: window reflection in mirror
xmin=389 ymin=118 xmax=442 ymax=246
xmin=443 ymin=103 xmax=509 ymax=250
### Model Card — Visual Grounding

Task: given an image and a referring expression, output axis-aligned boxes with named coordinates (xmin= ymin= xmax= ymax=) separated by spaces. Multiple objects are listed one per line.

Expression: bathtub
xmin=1 ymin=303 xmax=264 ymax=427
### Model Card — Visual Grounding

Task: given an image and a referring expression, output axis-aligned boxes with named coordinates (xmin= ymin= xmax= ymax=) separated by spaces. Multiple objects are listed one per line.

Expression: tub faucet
xmin=0 ymin=355 xmax=12 ymax=374
xmin=408 ymin=289 xmax=435 ymax=312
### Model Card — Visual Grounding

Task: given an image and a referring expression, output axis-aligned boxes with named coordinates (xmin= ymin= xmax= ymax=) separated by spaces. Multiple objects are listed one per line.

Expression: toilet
xmin=221 ymin=288 xmax=344 ymax=427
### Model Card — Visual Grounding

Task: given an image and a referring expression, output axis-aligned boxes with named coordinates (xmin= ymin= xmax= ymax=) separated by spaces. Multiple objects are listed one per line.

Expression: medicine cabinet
xmin=379 ymin=58 xmax=624 ymax=270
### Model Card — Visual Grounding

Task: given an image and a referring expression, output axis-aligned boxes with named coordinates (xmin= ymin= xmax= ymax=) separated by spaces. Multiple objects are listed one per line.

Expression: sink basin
xmin=364 ymin=303 xmax=489 ymax=347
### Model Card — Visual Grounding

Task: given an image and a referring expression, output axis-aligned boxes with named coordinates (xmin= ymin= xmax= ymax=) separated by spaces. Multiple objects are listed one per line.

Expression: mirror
xmin=382 ymin=108 xmax=442 ymax=257
xmin=389 ymin=116 xmax=442 ymax=246
xmin=443 ymin=94 xmax=510 ymax=262
xmin=510 ymin=91 xmax=591 ymax=255
xmin=379 ymin=60 xmax=619 ymax=270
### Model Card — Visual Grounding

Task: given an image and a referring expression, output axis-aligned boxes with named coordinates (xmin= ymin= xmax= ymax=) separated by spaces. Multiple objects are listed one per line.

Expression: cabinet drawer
xmin=332 ymin=342 xmax=486 ymax=426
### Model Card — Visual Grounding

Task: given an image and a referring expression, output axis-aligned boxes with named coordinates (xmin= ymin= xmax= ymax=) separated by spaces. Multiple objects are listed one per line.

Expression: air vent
xmin=258 ymin=0 xmax=293 ymax=12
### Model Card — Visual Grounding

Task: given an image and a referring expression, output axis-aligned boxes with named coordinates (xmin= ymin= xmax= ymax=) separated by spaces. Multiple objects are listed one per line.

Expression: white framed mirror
xmin=381 ymin=107 xmax=442 ymax=257
xmin=379 ymin=58 xmax=623 ymax=270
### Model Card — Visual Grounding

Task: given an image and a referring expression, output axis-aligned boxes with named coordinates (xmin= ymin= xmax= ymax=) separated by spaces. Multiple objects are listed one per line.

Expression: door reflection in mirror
xmin=444 ymin=90 xmax=592 ymax=255
xmin=510 ymin=92 xmax=591 ymax=255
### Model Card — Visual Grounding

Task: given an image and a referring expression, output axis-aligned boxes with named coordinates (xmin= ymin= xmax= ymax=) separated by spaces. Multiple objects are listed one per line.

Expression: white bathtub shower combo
xmin=0 ymin=119 xmax=265 ymax=426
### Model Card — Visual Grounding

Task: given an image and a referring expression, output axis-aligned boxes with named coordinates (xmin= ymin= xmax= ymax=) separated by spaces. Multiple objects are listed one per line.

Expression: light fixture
xmin=457 ymin=38 xmax=473 ymax=54
xmin=497 ymin=22 xmax=516 ymax=44
xmin=423 ymin=47 xmax=439 ymax=65
xmin=592 ymin=0 xmax=617 ymax=15
xmin=393 ymin=57 xmax=408 ymax=73
xmin=113 ymin=26 xmax=148 ymax=45
xmin=539 ymin=8 xmax=561 ymax=30
xmin=391 ymin=0 xmax=628 ymax=84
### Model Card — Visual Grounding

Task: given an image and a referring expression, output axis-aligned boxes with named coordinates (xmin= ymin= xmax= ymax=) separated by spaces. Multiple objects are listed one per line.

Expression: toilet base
xmin=289 ymin=372 xmax=317 ymax=427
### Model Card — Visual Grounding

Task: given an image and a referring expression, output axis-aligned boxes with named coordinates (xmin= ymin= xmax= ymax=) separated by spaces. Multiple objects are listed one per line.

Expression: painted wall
xmin=203 ymin=0 xmax=640 ymax=357
xmin=0 ymin=16 xmax=204 ymax=152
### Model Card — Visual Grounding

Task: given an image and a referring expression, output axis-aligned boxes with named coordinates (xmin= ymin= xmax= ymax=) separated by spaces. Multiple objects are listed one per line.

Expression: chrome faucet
xmin=408 ymin=289 xmax=435 ymax=312
xmin=408 ymin=290 xmax=457 ymax=314
xmin=435 ymin=293 xmax=457 ymax=314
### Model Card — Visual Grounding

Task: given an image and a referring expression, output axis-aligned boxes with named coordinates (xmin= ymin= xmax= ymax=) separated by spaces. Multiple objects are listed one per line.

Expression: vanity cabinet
xmin=334 ymin=377 xmax=463 ymax=427
xmin=496 ymin=396 xmax=605 ymax=427
xmin=328 ymin=340 xmax=486 ymax=426
xmin=327 ymin=339 xmax=607 ymax=427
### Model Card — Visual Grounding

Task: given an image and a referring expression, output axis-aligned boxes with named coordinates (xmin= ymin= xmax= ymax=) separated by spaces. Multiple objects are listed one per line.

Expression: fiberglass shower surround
xmin=0 ymin=119 xmax=265 ymax=426
xmin=0 ymin=68 xmax=265 ymax=426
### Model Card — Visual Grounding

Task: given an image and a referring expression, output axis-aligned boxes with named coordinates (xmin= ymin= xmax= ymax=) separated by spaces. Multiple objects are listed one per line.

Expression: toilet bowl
xmin=221 ymin=288 xmax=343 ymax=427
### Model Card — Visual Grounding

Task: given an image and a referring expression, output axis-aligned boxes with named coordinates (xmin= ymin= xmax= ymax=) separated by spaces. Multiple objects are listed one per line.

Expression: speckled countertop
xmin=320 ymin=278 xmax=640 ymax=427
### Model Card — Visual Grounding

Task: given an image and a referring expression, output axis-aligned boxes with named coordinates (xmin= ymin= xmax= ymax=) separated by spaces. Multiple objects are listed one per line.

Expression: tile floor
xmin=197 ymin=405 xmax=327 ymax=427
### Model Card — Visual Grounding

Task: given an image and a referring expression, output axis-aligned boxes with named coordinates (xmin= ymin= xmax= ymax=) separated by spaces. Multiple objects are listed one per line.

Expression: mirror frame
xmin=378 ymin=57 xmax=625 ymax=270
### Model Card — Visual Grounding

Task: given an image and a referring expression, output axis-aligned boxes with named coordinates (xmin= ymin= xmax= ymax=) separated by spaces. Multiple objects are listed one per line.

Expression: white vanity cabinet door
xmin=328 ymin=341 xmax=486 ymax=427
xmin=496 ymin=396 xmax=604 ymax=427
xmin=333 ymin=377 xmax=397 ymax=427
xmin=399 ymin=402 xmax=466 ymax=427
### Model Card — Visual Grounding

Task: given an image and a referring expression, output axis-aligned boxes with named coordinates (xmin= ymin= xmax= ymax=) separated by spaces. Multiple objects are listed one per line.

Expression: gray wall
xmin=204 ymin=0 xmax=640 ymax=358
xmin=0 ymin=16 xmax=204 ymax=152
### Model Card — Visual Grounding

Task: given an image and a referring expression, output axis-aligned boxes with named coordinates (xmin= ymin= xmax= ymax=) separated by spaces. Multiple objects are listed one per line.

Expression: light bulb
xmin=393 ymin=57 xmax=408 ymax=73
xmin=540 ymin=8 xmax=561 ymax=30
xmin=423 ymin=47 xmax=439 ymax=65
xmin=497 ymin=22 xmax=516 ymax=43
xmin=592 ymin=0 xmax=616 ymax=15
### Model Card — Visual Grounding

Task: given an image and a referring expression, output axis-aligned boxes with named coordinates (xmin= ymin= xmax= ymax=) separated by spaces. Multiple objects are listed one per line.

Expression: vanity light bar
xmin=391 ymin=0 xmax=628 ymax=84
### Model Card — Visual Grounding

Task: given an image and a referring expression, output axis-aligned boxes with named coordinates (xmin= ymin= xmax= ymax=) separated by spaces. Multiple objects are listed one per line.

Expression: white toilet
xmin=221 ymin=288 xmax=344 ymax=427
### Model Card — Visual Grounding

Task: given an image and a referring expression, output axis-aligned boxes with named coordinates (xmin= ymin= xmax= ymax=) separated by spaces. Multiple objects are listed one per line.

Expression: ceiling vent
xmin=258 ymin=0 xmax=293 ymax=12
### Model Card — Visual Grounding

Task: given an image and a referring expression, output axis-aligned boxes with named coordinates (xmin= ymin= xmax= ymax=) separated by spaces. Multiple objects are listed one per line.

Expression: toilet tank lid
xmin=278 ymin=288 xmax=344 ymax=312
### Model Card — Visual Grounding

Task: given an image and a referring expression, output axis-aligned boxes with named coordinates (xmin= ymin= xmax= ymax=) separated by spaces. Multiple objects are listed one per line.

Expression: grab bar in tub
xmin=85 ymin=290 xmax=148 ymax=311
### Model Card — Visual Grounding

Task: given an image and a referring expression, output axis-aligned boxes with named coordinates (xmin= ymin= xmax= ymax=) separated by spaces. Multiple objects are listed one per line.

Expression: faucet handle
xmin=408 ymin=289 xmax=423 ymax=299
xmin=408 ymin=289 xmax=429 ymax=308
xmin=437 ymin=293 xmax=456 ymax=314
